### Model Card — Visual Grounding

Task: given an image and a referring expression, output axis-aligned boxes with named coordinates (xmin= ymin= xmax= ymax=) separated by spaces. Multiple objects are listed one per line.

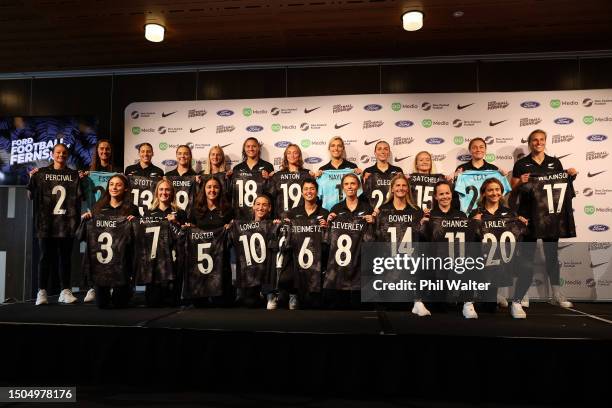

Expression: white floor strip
xmin=567 ymin=307 xmax=612 ymax=325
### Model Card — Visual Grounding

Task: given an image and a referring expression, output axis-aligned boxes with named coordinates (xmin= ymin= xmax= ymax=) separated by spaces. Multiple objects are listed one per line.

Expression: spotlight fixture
xmin=402 ymin=10 xmax=424 ymax=31
xmin=144 ymin=23 xmax=165 ymax=42
xmin=453 ymin=11 xmax=464 ymax=18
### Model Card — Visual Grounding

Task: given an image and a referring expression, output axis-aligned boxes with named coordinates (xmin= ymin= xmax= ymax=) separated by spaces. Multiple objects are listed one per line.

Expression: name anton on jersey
xmin=441 ymin=219 xmax=468 ymax=228
xmin=279 ymin=173 xmax=302 ymax=180
xmin=44 ymin=174 xmax=74 ymax=182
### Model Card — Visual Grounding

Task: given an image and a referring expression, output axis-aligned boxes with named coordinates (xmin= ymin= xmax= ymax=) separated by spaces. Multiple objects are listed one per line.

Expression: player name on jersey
xmin=128 ymin=175 xmax=159 ymax=217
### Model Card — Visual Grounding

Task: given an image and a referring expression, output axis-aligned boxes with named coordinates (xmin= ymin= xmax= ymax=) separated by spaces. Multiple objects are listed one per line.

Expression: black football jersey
xmin=132 ymin=217 xmax=178 ymax=284
xmin=271 ymin=222 xmax=293 ymax=289
xmin=324 ymin=211 xmax=373 ymax=291
xmin=230 ymin=219 xmax=279 ymax=288
xmin=288 ymin=216 xmax=327 ymax=293
xmin=520 ymin=171 xmax=576 ymax=239
xmin=230 ymin=169 xmax=270 ymax=220
xmin=409 ymin=173 xmax=446 ymax=210
xmin=27 ymin=166 xmax=82 ymax=238
xmin=81 ymin=215 xmax=133 ymax=287
xmin=426 ymin=213 xmax=476 ymax=259
xmin=166 ymin=175 xmax=196 ymax=219
xmin=362 ymin=172 xmax=395 ymax=210
xmin=128 ymin=174 xmax=160 ymax=217
xmin=269 ymin=169 xmax=311 ymax=217
xmin=477 ymin=213 xmax=527 ymax=270
xmin=181 ymin=226 xmax=226 ymax=298
xmin=375 ymin=202 xmax=424 ymax=247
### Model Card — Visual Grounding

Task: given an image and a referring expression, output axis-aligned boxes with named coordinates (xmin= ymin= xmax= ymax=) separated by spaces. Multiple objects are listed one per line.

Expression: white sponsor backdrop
xmin=125 ymin=90 xmax=612 ymax=300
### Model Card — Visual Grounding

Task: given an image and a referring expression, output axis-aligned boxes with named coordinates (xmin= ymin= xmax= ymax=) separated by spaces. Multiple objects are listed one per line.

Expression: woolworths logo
xmin=485 ymin=153 xmax=496 ymax=162
xmin=301 ymin=139 xmax=312 ymax=148
xmin=391 ymin=102 xmax=401 ymax=111
xmin=585 ymin=205 xmax=596 ymax=215
xmin=243 ymin=108 xmax=252 ymax=117
xmin=422 ymin=119 xmax=433 ymax=128
xmin=132 ymin=127 xmax=141 ymax=135
xmin=271 ymin=123 xmax=281 ymax=132
xmin=159 ymin=142 xmax=168 ymax=151
xmin=454 ymin=136 xmax=464 ymax=145
xmin=550 ymin=99 xmax=561 ymax=108
xmin=584 ymin=115 xmax=594 ymax=125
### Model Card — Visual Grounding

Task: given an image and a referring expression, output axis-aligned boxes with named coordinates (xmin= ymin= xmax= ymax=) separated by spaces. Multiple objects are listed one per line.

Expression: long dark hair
xmin=92 ymin=174 xmax=133 ymax=216
xmin=194 ymin=176 xmax=230 ymax=218
xmin=90 ymin=139 xmax=114 ymax=171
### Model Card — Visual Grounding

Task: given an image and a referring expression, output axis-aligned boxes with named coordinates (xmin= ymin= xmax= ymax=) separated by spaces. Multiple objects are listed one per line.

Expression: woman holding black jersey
xmin=510 ymin=129 xmax=578 ymax=310
xmin=166 ymin=145 xmax=197 ymax=177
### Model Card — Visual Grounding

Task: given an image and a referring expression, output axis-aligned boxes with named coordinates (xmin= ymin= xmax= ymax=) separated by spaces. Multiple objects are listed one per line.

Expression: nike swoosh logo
xmin=162 ymin=111 xmax=177 ymax=117
xmin=335 ymin=122 xmax=351 ymax=129
xmin=364 ymin=139 xmax=381 ymax=145
xmin=394 ymin=156 xmax=412 ymax=162
xmin=220 ymin=143 xmax=233 ymax=149
xmin=521 ymin=138 xmax=529 ymax=143
xmin=457 ymin=103 xmax=474 ymax=110
xmin=190 ymin=127 xmax=205 ymax=133
xmin=489 ymin=120 xmax=507 ymax=126
xmin=588 ymin=171 xmax=606 ymax=177
xmin=557 ymin=154 xmax=571 ymax=160
xmin=304 ymin=107 xmax=320 ymax=114
xmin=591 ymin=262 xmax=608 ymax=268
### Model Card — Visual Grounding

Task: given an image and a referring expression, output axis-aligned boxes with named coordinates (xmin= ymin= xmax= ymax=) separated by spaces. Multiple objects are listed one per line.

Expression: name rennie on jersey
xmin=171 ymin=179 xmax=193 ymax=187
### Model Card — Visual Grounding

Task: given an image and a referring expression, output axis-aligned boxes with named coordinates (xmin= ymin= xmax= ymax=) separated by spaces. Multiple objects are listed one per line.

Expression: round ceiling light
xmin=402 ymin=11 xmax=424 ymax=32
xmin=144 ymin=23 xmax=165 ymax=42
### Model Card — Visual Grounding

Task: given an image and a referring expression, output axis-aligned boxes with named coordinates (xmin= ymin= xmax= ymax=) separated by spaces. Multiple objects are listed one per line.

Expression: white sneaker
xmin=289 ymin=294 xmax=299 ymax=310
xmin=58 ymin=289 xmax=78 ymax=304
xmin=462 ymin=302 xmax=478 ymax=319
xmin=551 ymin=292 xmax=573 ymax=308
xmin=520 ymin=295 xmax=530 ymax=308
xmin=83 ymin=288 xmax=96 ymax=303
xmin=511 ymin=302 xmax=527 ymax=319
xmin=35 ymin=289 xmax=48 ymax=306
xmin=496 ymin=293 xmax=509 ymax=308
xmin=266 ymin=293 xmax=278 ymax=310
xmin=411 ymin=301 xmax=431 ymax=317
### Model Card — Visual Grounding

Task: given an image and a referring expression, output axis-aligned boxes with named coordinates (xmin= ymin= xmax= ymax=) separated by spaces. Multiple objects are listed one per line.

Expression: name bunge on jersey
xmin=10 ymin=138 xmax=69 ymax=165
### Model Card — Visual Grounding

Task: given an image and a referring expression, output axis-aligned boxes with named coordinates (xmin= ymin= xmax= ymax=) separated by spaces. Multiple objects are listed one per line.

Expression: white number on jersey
xmin=483 ymin=231 xmax=516 ymax=266
xmin=51 ymin=185 xmax=67 ymax=215
xmin=145 ymin=226 xmax=161 ymax=259
xmin=543 ymin=183 xmax=567 ymax=214
xmin=280 ymin=183 xmax=301 ymax=211
xmin=96 ymin=232 xmax=113 ymax=264
xmin=335 ymin=234 xmax=352 ymax=267
xmin=237 ymin=179 xmax=258 ymax=208
xmin=197 ymin=242 xmax=213 ymax=274
xmin=238 ymin=232 xmax=266 ymax=266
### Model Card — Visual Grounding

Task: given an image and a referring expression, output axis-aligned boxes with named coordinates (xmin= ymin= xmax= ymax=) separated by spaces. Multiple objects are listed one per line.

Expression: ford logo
xmin=587 ymin=134 xmax=608 ymax=142
xmin=589 ymin=224 xmax=610 ymax=232
xmin=554 ymin=117 xmax=573 ymax=125
xmin=217 ymin=109 xmax=234 ymax=117
xmin=457 ymin=154 xmax=472 ymax=161
xmin=395 ymin=120 xmax=414 ymax=128
xmin=305 ymin=157 xmax=323 ymax=164
xmin=520 ymin=101 xmax=540 ymax=109
xmin=246 ymin=125 xmax=263 ymax=132
xmin=364 ymin=104 xmax=382 ymax=111
xmin=426 ymin=137 xmax=445 ymax=145
xmin=162 ymin=159 xmax=177 ymax=166
xmin=274 ymin=141 xmax=291 ymax=148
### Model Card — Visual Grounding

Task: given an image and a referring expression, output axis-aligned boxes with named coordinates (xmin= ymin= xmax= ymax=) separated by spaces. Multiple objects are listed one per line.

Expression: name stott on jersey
xmin=230 ymin=219 xmax=280 ymax=288
xmin=324 ymin=211 xmax=373 ymax=291
xmin=521 ymin=171 xmax=576 ymax=238
xmin=83 ymin=171 xmax=114 ymax=211
xmin=454 ymin=170 xmax=512 ymax=215
xmin=230 ymin=169 xmax=269 ymax=220
xmin=180 ymin=226 xmax=226 ymax=298
xmin=269 ymin=170 xmax=310 ymax=217
xmin=133 ymin=217 xmax=178 ymax=284
xmin=317 ymin=169 xmax=362 ymax=211
xmin=362 ymin=172 xmax=396 ymax=210
xmin=288 ymin=217 xmax=326 ymax=293
xmin=166 ymin=175 xmax=196 ymax=218
xmin=28 ymin=166 xmax=82 ymax=238
xmin=409 ymin=173 xmax=446 ymax=210
xmin=128 ymin=175 xmax=159 ymax=217
xmin=80 ymin=215 xmax=133 ymax=287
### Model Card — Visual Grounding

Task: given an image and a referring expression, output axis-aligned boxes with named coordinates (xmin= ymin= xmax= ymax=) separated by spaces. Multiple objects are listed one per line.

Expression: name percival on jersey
xmin=133 ymin=217 xmax=179 ymax=284
xmin=362 ymin=172 xmax=395 ymax=210
xmin=83 ymin=171 xmax=115 ymax=211
xmin=324 ymin=211 xmax=373 ymax=291
xmin=230 ymin=170 xmax=269 ymax=220
xmin=128 ymin=174 xmax=160 ymax=217
xmin=409 ymin=173 xmax=446 ymax=210
xmin=230 ymin=219 xmax=280 ymax=288
xmin=454 ymin=170 xmax=512 ymax=215
xmin=28 ymin=166 xmax=82 ymax=238
xmin=521 ymin=170 xmax=576 ymax=238
xmin=288 ymin=217 xmax=327 ymax=293
xmin=180 ymin=226 xmax=227 ymax=299
xmin=269 ymin=169 xmax=311 ymax=217
xmin=80 ymin=215 xmax=133 ymax=287
xmin=166 ymin=175 xmax=197 ymax=218
xmin=317 ymin=169 xmax=362 ymax=211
